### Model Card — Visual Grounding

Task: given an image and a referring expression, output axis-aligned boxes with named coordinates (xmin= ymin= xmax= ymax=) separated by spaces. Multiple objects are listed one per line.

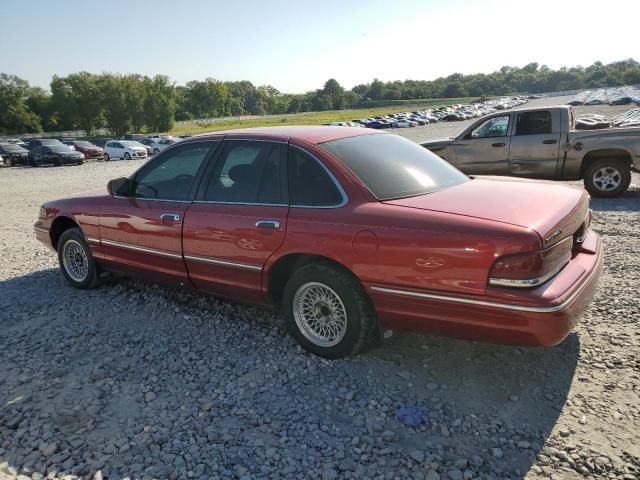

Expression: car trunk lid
xmin=383 ymin=176 xmax=590 ymax=248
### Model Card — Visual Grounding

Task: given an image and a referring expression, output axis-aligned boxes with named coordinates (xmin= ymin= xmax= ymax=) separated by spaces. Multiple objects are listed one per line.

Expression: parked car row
xmin=1 ymin=135 xmax=187 ymax=167
xmin=324 ymin=97 xmax=530 ymax=129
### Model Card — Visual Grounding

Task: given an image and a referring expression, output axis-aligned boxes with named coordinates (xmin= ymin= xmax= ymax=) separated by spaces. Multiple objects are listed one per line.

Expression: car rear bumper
xmin=367 ymin=230 xmax=603 ymax=347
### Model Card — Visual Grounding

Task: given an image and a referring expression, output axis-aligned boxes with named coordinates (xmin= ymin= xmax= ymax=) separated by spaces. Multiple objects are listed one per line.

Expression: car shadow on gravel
xmin=368 ymin=330 xmax=580 ymax=476
xmin=590 ymin=189 xmax=640 ymax=212
xmin=0 ymin=268 xmax=580 ymax=480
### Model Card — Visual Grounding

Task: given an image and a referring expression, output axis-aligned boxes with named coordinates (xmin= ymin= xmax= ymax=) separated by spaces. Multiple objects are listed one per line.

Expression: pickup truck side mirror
xmin=107 ymin=177 xmax=130 ymax=196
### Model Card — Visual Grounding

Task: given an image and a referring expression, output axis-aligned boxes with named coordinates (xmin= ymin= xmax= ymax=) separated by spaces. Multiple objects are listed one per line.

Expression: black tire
xmin=124 ymin=152 xmax=131 ymax=160
xmin=57 ymin=228 xmax=100 ymax=289
xmin=282 ymin=263 xmax=376 ymax=359
xmin=4 ymin=157 xmax=14 ymax=167
xmin=583 ymin=158 xmax=631 ymax=198
xmin=104 ymin=153 xmax=110 ymax=162
xmin=153 ymin=148 xmax=160 ymax=155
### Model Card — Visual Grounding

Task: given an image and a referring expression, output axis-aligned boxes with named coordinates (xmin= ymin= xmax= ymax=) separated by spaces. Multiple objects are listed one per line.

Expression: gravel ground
xmin=1 ymin=99 xmax=639 ymax=480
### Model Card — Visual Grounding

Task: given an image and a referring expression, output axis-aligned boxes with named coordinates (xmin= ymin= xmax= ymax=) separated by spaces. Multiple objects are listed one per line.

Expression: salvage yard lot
xmin=0 ymin=98 xmax=639 ymax=480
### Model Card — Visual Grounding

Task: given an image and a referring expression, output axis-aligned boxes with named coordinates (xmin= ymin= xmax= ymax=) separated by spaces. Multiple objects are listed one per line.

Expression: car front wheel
xmin=124 ymin=152 xmax=131 ymax=160
xmin=283 ymin=263 xmax=376 ymax=359
xmin=57 ymin=228 xmax=100 ymax=289
xmin=583 ymin=158 xmax=631 ymax=197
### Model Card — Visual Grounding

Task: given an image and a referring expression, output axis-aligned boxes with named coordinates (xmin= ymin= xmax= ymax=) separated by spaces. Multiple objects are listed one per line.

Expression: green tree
xmin=0 ymin=74 xmax=42 ymax=134
xmin=144 ymin=75 xmax=176 ymax=133
xmin=99 ymin=74 xmax=131 ymax=137
xmin=50 ymin=72 xmax=104 ymax=135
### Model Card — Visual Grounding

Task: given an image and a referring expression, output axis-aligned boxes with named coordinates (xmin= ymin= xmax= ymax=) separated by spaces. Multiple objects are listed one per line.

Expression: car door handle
xmin=542 ymin=139 xmax=557 ymax=144
xmin=255 ymin=220 xmax=280 ymax=229
xmin=160 ymin=213 xmax=180 ymax=222
xmin=491 ymin=142 xmax=506 ymax=147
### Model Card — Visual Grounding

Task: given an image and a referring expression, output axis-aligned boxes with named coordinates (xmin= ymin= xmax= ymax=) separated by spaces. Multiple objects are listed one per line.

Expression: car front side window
xmin=129 ymin=142 xmax=217 ymax=201
xmin=470 ymin=115 xmax=510 ymax=139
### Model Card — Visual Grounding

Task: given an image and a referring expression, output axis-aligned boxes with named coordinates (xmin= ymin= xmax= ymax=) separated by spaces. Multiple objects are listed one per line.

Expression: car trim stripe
xmin=100 ymin=239 xmax=183 ymax=260
xmin=370 ymin=261 xmax=599 ymax=314
xmin=183 ymin=255 xmax=262 ymax=271
xmin=86 ymin=236 xmax=100 ymax=244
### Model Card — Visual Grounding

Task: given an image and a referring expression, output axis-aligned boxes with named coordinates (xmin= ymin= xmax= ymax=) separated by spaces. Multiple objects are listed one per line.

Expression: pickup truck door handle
xmin=160 ymin=213 xmax=180 ymax=222
xmin=255 ymin=220 xmax=280 ymax=229
xmin=542 ymin=139 xmax=557 ymax=144
xmin=491 ymin=142 xmax=506 ymax=147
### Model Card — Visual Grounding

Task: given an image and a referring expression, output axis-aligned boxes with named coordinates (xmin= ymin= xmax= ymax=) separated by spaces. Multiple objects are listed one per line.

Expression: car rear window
xmin=321 ymin=134 xmax=468 ymax=200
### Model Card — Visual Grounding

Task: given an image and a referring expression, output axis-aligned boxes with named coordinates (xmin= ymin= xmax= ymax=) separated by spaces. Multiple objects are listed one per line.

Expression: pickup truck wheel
xmin=583 ymin=159 xmax=631 ymax=197
xmin=57 ymin=228 xmax=100 ymax=289
xmin=283 ymin=263 xmax=376 ymax=359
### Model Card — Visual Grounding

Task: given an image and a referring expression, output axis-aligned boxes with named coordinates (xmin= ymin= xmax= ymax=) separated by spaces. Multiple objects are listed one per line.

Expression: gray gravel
xmin=1 ymin=98 xmax=639 ymax=480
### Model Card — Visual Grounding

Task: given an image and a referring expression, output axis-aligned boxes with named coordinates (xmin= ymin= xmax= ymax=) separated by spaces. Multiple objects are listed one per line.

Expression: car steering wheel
xmin=174 ymin=174 xmax=194 ymax=194
xmin=137 ymin=183 xmax=158 ymax=197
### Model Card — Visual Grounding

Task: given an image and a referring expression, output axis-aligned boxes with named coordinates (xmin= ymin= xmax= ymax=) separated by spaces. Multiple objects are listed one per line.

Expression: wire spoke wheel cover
xmin=293 ymin=282 xmax=348 ymax=347
xmin=62 ymin=239 xmax=89 ymax=282
xmin=593 ymin=166 xmax=622 ymax=191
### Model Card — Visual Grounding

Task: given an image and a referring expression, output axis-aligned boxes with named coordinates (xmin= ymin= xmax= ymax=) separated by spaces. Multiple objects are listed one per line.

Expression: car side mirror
xmin=107 ymin=177 xmax=130 ymax=196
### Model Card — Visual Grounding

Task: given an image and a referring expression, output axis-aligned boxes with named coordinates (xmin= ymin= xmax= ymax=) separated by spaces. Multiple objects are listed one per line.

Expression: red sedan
xmin=34 ymin=127 xmax=602 ymax=358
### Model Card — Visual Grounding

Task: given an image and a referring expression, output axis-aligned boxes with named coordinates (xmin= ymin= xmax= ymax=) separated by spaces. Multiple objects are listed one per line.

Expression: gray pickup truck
xmin=421 ymin=105 xmax=640 ymax=197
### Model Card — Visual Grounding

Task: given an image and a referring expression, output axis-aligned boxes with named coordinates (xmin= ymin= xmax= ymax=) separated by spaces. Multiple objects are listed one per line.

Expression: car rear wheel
xmin=283 ymin=263 xmax=376 ymax=359
xmin=104 ymin=153 xmax=110 ymax=161
xmin=583 ymin=158 xmax=631 ymax=197
xmin=57 ymin=228 xmax=100 ymax=289
xmin=124 ymin=152 xmax=131 ymax=160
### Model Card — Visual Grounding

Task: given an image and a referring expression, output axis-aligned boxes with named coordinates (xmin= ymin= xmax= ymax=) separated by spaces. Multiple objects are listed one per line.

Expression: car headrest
xmin=228 ymin=164 xmax=253 ymax=184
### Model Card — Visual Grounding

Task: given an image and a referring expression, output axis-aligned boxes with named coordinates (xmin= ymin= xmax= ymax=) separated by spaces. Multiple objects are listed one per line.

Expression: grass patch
xmin=170 ymin=98 xmax=476 ymax=136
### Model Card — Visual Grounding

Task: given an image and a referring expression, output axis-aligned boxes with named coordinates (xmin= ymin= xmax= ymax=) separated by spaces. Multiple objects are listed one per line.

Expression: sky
xmin=1 ymin=0 xmax=638 ymax=93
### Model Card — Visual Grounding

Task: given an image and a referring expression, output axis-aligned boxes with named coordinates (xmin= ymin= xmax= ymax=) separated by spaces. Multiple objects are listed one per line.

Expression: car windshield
xmin=0 ymin=144 xmax=24 ymax=152
xmin=321 ymin=133 xmax=469 ymax=200
xmin=74 ymin=141 xmax=93 ymax=148
xmin=50 ymin=146 xmax=73 ymax=153
xmin=122 ymin=141 xmax=143 ymax=147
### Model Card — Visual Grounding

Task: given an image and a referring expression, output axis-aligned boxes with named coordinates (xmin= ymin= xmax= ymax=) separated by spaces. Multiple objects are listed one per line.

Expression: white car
xmin=103 ymin=140 xmax=148 ymax=161
xmin=150 ymin=138 xmax=178 ymax=155
xmin=392 ymin=119 xmax=417 ymax=128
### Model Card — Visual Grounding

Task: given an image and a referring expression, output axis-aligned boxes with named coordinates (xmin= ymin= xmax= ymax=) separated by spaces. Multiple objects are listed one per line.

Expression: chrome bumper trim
xmin=370 ymin=253 xmax=601 ymax=314
xmin=101 ymin=239 xmax=183 ymax=260
xmin=184 ymin=254 xmax=262 ymax=271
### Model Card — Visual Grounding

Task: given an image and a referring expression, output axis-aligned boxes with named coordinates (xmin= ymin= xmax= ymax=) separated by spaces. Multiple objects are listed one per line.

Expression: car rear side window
xmin=131 ymin=142 xmax=216 ymax=201
xmin=288 ymin=146 xmax=343 ymax=207
xmin=516 ymin=111 xmax=552 ymax=135
xmin=322 ymin=133 xmax=468 ymax=200
xmin=201 ymin=141 xmax=286 ymax=204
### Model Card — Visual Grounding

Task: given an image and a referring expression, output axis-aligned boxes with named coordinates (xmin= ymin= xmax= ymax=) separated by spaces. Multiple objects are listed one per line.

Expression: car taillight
xmin=489 ymin=237 xmax=572 ymax=288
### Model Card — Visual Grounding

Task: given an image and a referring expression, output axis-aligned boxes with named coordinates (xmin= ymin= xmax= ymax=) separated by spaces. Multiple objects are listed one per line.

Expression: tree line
xmin=1 ymin=59 xmax=639 ymax=136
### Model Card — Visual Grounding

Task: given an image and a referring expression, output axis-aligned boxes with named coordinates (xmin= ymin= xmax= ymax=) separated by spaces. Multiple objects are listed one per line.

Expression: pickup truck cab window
xmin=516 ymin=111 xmax=552 ymax=135
xmin=131 ymin=142 xmax=215 ymax=201
xmin=200 ymin=140 xmax=286 ymax=204
xmin=470 ymin=115 xmax=510 ymax=138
